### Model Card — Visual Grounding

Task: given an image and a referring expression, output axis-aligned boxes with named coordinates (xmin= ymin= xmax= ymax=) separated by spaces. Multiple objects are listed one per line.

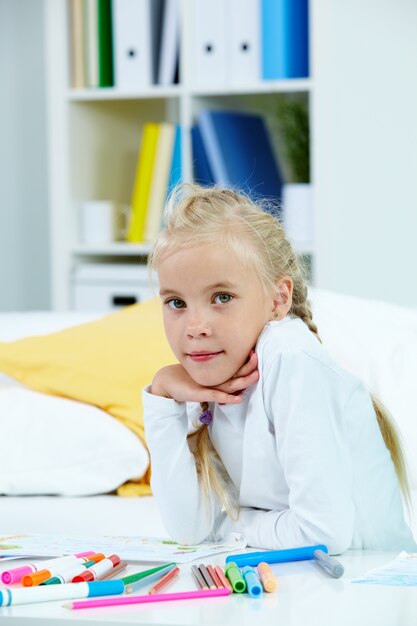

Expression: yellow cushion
xmin=0 ymin=298 xmax=176 ymax=496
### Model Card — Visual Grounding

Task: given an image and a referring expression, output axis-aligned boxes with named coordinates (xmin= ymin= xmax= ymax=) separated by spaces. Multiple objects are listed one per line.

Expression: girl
xmin=143 ymin=184 xmax=416 ymax=554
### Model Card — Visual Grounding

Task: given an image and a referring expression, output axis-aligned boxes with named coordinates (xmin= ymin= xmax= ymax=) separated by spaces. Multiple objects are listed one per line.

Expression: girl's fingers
xmin=232 ymin=352 xmax=258 ymax=379
xmin=215 ymin=369 xmax=259 ymax=394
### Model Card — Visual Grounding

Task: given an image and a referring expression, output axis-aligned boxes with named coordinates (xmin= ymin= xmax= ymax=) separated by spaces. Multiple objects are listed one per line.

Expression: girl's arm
xmin=143 ymin=388 xmax=221 ymax=545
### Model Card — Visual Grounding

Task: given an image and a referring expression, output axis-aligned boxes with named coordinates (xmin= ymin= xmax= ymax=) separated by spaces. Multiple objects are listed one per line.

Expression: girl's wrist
xmin=150 ymin=372 xmax=173 ymax=399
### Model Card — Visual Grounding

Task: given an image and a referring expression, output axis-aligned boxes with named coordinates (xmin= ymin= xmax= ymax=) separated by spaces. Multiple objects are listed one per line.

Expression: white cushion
xmin=0 ymin=387 xmax=149 ymax=496
xmin=309 ymin=288 xmax=417 ymax=489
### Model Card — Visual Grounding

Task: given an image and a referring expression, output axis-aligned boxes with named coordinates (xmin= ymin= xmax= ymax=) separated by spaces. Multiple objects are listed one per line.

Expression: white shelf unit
xmin=45 ymin=0 xmax=314 ymax=310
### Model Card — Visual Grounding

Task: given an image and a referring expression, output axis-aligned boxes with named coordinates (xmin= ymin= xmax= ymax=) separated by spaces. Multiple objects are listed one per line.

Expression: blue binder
xmin=191 ymin=126 xmax=215 ymax=186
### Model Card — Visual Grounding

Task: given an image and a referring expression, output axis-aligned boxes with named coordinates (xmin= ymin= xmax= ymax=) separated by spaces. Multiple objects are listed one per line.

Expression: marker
xmin=125 ymin=564 xmax=177 ymax=593
xmin=148 ymin=566 xmax=180 ymax=594
xmin=225 ymin=544 xmax=328 ymax=568
xmin=224 ymin=562 xmax=246 ymax=593
xmin=241 ymin=566 xmax=263 ymax=597
xmin=121 ymin=563 xmax=176 ymax=586
xmin=1 ymin=552 xmax=95 ymax=585
xmin=65 ymin=587 xmax=231 ymax=610
xmin=41 ymin=560 xmax=97 ymax=585
xmin=0 ymin=580 xmax=124 ymax=607
xmin=72 ymin=555 xmax=121 ymax=583
xmin=22 ymin=554 xmax=105 ymax=587
xmin=313 ymin=550 xmax=344 ymax=578
xmin=257 ymin=562 xmax=278 ymax=592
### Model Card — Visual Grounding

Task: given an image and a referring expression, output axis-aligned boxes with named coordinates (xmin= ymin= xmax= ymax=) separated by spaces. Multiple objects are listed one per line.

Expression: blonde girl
xmin=143 ymin=184 xmax=416 ymax=554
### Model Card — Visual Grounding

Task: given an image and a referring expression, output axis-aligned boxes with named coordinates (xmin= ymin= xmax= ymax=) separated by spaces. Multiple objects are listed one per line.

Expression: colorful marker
xmin=313 ymin=550 xmax=344 ymax=578
xmin=72 ymin=555 xmax=120 ymax=583
xmin=257 ymin=562 xmax=278 ymax=592
xmin=225 ymin=545 xmax=328 ymax=568
xmin=1 ymin=552 xmax=95 ymax=585
xmin=41 ymin=560 xmax=97 ymax=585
xmin=241 ymin=566 xmax=263 ymax=597
xmin=22 ymin=554 xmax=105 ymax=587
xmin=0 ymin=580 xmax=124 ymax=607
xmin=224 ymin=562 xmax=246 ymax=593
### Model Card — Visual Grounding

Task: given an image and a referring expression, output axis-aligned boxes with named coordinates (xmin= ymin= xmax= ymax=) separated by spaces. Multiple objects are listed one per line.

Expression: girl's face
xmin=157 ymin=243 xmax=274 ymax=387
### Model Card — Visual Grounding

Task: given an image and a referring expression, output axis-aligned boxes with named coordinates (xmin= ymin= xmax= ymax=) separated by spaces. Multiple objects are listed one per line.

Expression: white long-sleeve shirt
xmin=143 ymin=316 xmax=416 ymax=554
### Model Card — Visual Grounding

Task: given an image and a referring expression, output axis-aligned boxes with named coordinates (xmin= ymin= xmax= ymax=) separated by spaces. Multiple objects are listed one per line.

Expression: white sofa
xmin=0 ymin=288 xmax=416 ymax=540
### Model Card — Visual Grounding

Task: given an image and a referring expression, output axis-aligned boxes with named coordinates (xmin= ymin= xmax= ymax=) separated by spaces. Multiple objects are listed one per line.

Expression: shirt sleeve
xmin=142 ymin=386 xmax=222 ymax=545
xmin=213 ymin=351 xmax=357 ymax=554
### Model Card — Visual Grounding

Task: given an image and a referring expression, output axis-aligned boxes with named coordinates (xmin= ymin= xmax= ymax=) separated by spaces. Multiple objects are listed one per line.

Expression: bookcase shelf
xmin=46 ymin=0 xmax=314 ymax=310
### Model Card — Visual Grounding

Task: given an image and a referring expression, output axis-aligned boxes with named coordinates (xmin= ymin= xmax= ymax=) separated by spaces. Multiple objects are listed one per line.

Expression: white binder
xmin=112 ymin=0 xmax=152 ymax=89
xmin=191 ymin=0 xmax=227 ymax=86
xmin=158 ymin=0 xmax=180 ymax=85
xmin=227 ymin=0 xmax=261 ymax=85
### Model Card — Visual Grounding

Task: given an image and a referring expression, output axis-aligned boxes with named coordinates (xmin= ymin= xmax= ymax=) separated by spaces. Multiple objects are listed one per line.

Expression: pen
xmin=313 ymin=550 xmax=344 ymax=578
xmin=225 ymin=544 xmax=328 ymax=568
xmin=148 ymin=566 xmax=180 ymax=594
xmin=64 ymin=587 xmax=231 ymax=610
xmin=0 ymin=580 xmax=125 ymax=607
xmin=198 ymin=564 xmax=217 ymax=589
xmin=191 ymin=565 xmax=208 ymax=590
xmin=122 ymin=562 xmax=176 ymax=586
xmin=1 ymin=551 xmax=96 ymax=585
xmin=125 ymin=564 xmax=177 ymax=593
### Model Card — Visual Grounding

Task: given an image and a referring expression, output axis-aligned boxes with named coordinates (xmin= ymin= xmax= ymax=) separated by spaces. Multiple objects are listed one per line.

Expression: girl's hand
xmin=151 ymin=351 xmax=259 ymax=405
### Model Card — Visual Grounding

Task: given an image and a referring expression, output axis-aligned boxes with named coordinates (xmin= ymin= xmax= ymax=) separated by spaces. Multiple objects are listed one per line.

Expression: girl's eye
xmin=213 ymin=293 xmax=233 ymax=305
xmin=166 ymin=298 xmax=186 ymax=310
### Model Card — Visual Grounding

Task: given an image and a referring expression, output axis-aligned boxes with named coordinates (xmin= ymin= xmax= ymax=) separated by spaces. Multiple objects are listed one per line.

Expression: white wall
xmin=312 ymin=0 xmax=417 ymax=307
xmin=0 ymin=0 xmax=50 ymax=311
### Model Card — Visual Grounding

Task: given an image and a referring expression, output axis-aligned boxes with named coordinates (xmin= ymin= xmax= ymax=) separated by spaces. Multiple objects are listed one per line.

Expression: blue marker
xmin=241 ymin=566 xmax=263 ymax=597
xmin=0 ymin=580 xmax=124 ymax=606
xmin=225 ymin=544 xmax=328 ymax=568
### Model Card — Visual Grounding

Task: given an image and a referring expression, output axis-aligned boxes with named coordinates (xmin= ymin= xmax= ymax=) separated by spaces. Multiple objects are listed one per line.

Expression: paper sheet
xmin=0 ymin=533 xmax=246 ymax=563
xmin=351 ymin=552 xmax=417 ymax=586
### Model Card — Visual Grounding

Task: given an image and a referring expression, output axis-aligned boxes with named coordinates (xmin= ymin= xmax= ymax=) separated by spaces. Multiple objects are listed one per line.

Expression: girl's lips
xmin=188 ymin=351 xmax=223 ymax=362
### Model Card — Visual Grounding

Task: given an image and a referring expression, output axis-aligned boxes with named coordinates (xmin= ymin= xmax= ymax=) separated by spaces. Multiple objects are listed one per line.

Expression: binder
xmin=191 ymin=0 xmax=227 ymax=86
xmin=69 ymin=0 xmax=86 ymax=88
xmin=166 ymin=125 xmax=182 ymax=199
xmin=144 ymin=123 xmax=176 ymax=243
xmin=127 ymin=124 xmax=159 ymax=242
xmin=198 ymin=109 xmax=283 ymax=206
xmin=84 ymin=0 xmax=99 ymax=87
xmin=191 ymin=126 xmax=214 ymax=186
xmin=227 ymin=0 xmax=261 ymax=85
xmin=261 ymin=0 xmax=309 ymax=80
xmin=157 ymin=0 xmax=180 ymax=85
xmin=112 ymin=0 xmax=152 ymax=89
xmin=97 ymin=0 xmax=114 ymax=87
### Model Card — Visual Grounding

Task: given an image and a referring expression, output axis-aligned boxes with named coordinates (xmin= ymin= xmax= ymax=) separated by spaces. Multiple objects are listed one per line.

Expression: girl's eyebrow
xmin=159 ymin=281 xmax=237 ymax=297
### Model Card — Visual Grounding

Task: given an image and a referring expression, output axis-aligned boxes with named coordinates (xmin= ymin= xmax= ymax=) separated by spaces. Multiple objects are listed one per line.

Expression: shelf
xmin=67 ymin=79 xmax=311 ymax=102
xmin=73 ymin=243 xmax=152 ymax=256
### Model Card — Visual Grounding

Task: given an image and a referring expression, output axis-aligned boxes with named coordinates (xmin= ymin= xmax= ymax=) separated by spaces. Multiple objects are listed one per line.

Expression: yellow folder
xmin=127 ymin=123 xmax=159 ymax=243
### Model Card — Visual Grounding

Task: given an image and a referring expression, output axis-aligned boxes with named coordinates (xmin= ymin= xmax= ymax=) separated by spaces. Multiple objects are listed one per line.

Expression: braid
xmin=291 ymin=276 xmax=322 ymax=343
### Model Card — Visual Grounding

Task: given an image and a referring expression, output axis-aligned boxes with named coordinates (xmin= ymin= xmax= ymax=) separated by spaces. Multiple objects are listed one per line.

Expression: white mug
xmin=80 ymin=200 xmax=129 ymax=244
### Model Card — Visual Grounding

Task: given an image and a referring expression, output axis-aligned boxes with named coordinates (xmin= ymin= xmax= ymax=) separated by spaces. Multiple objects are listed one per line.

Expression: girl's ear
xmin=272 ymin=276 xmax=293 ymax=319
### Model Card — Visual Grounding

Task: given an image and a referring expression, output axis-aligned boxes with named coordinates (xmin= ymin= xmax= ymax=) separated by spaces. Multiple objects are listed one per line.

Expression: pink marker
xmin=1 ymin=551 xmax=95 ymax=585
xmin=65 ymin=587 xmax=231 ymax=610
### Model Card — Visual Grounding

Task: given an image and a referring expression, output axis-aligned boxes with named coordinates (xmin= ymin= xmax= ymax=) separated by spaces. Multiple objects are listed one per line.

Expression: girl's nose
xmin=186 ymin=316 xmax=212 ymax=338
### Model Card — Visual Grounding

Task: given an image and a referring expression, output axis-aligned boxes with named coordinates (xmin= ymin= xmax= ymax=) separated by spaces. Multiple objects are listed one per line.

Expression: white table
xmin=0 ymin=550 xmax=415 ymax=626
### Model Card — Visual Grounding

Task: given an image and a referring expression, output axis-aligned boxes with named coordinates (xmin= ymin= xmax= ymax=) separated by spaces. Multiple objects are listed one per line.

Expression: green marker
xmin=121 ymin=562 xmax=176 ymax=586
xmin=225 ymin=562 xmax=246 ymax=593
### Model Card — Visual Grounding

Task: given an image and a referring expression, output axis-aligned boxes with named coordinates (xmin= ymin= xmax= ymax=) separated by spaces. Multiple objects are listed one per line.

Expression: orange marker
xmin=148 ymin=566 xmax=180 ymax=594
xmin=214 ymin=565 xmax=233 ymax=592
xmin=257 ymin=562 xmax=278 ymax=592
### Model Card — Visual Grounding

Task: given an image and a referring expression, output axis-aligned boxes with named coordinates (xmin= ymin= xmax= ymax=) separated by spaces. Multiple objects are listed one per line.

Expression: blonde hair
xmin=149 ymin=183 xmax=410 ymax=515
